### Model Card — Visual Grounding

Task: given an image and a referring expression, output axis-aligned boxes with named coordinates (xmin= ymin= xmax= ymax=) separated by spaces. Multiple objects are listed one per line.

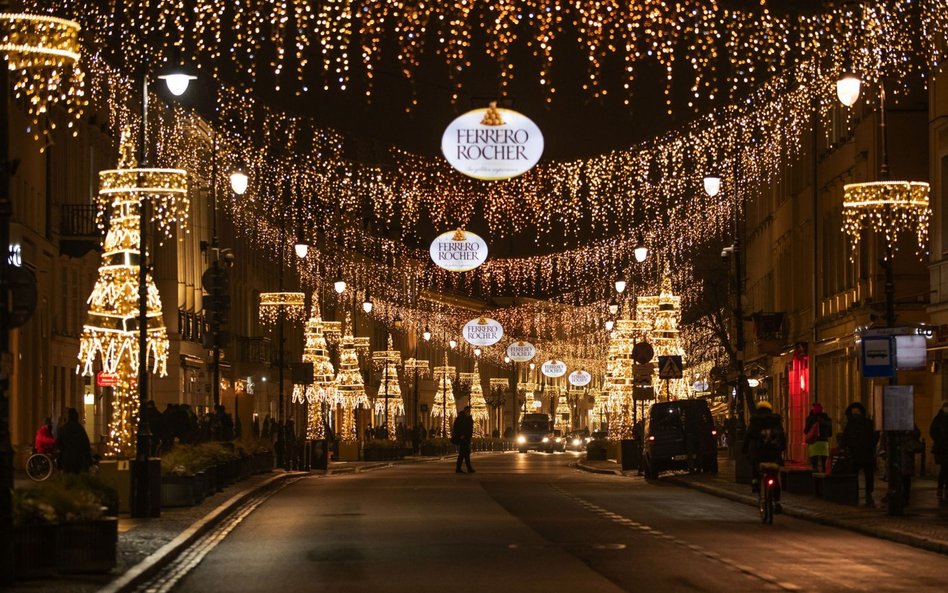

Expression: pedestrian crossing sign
xmin=658 ymin=355 xmax=683 ymax=380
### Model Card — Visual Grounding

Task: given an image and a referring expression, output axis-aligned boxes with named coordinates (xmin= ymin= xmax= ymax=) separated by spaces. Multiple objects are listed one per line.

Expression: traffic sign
xmin=96 ymin=372 xmax=119 ymax=387
xmin=631 ymin=342 xmax=654 ymax=364
xmin=633 ymin=363 xmax=653 ymax=382
xmin=658 ymin=355 xmax=683 ymax=380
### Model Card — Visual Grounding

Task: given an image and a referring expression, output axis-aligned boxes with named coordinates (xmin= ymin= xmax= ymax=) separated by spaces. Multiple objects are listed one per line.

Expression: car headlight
xmin=584 ymin=437 xmax=592 ymax=443
xmin=555 ymin=437 xmax=563 ymax=442
xmin=572 ymin=439 xmax=582 ymax=446
xmin=542 ymin=437 xmax=550 ymax=443
xmin=517 ymin=435 xmax=526 ymax=444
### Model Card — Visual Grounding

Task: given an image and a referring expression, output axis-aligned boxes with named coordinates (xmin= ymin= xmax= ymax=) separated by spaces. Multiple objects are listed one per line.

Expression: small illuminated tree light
xmin=703 ymin=175 xmax=721 ymax=198
xmin=634 ymin=233 xmax=648 ymax=263
xmin=229 ymin=170 xmax=248 ymax=195
xmin=837 ymin=71 xmax=861 ymax=107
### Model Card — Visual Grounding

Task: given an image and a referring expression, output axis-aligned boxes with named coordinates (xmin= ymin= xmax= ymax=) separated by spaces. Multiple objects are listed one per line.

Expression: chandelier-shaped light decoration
xmin=78 ymin=137 xmax=180 ymax=458
xmin=372 ymin=335 xmax=403 ymax=440
xmin=334 ymin=314 xmax=368 ymax=440
xmin=403 ymin=357 xmax=430 ymax=384
xmin=518 ymin=381 xmax=538 ymax=412
xmin=259 ymin=291 xmax=306 ymax=325
xmin=0 ymin=12 xmax=85 ymax=146
xmin=842 ymin=181 xmax=931 ymax=259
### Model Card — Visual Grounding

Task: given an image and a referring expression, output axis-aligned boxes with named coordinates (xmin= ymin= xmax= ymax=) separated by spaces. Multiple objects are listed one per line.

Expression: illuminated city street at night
xmin=2 ymin=1 xmax=948 ymax=591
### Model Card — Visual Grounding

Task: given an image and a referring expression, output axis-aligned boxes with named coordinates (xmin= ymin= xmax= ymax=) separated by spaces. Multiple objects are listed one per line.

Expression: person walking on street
xmin=452 ymin=406 xmax=475 ymax=474
xmin=55 ymin=408 xmax=92 ymax=473
xmin=931 ymin=400 xmax=948 ymax=501
xmin=804 ymin=402 xmax=832 ymax=472
xmin=840 ymin=402 xmax=879 ymax=506
xmin=34 ymin=417 xmax=55 ymax=455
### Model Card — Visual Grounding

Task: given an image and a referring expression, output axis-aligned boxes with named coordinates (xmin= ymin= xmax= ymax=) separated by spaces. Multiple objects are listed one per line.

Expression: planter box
xmin=161 ymin=474 xmax=204 ymax=507
xmin=254 ymin=452 xmax=274 ymax=473
xmin=57 ymin=519 xmax=118 ymax=574
xmin=13 ymin=523 xmax=58 ymax=579
xmin=338 ymin=441 xmax=360 ymax=462
xmin=363 ymin=448 xmax=399 ymax=461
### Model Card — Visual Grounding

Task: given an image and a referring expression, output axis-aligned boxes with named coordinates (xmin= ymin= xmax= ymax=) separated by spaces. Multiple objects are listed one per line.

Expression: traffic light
xmin=202 ymin=260 xmax=231 ymax=348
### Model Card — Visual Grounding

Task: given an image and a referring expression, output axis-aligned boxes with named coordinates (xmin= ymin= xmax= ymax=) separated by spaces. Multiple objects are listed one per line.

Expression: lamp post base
xmin=130 ymin=458 xmax=162 ymax=518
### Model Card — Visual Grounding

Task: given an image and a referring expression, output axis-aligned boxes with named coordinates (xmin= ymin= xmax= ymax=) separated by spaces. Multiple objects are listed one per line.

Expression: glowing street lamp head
xmin=633 ymin=233 xmax=648 ymax=263
xmin=836 ymin=71 xmax=861 ymax=107
xmin=294 ymin=241 xmax=309 ymax=259
xmin=158 ymin=71 xmax=197 ymax=97
xmin=608 ymin=299 xmax=619 ymax=316
xmin=449 ymin=339 xmax=458 ymax=350
xmin=614 ymin=275 xmax=627 ymax=294
xmin=423 ymin=326 xmax=432 ymax=341
xmin=703 ymin=175 xmax=721 ymax=198
xmin=474 ymin=347 xmax=482 ymax=357
xmin=605 ymin=319 xmax=615 ymax=331
xmin=333 ymin=273 xmax=346 ymax=294
xmin=362 ymin=293 xmax=373 ymax=313
xmin=504 ymin=356 xmax=511 ymax=364
xmin=229 ymin=170 xmax=249 ymax=195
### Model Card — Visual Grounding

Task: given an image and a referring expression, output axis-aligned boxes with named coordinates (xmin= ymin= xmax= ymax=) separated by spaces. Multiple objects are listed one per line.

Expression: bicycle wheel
xmin=27 ymin=454 xmax=53 ymax=481
xmin=763 ymin=484 xmax=774 ymax=524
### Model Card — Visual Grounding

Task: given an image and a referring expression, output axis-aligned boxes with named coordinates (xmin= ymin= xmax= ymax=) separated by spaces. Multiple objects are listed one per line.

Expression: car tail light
xmin=767 ymin=479 xmax=774 ymax=486
xmin=711 ymin=430 xmax=717 ymax=436
xmin=648 ymin=435 xmax=655 ymax=441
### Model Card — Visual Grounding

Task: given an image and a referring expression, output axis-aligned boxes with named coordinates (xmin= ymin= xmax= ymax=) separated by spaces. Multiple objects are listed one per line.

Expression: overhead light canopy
xmin=703 ymin=175 xmax=721 ymax=198
xmin=836 ymin=71 xmax=861 ymax=107
xmin=229 ymin=170 xmax=249 ymax=195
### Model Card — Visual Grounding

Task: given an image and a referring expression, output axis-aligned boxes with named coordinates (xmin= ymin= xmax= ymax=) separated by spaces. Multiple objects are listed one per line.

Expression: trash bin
xmin=310 ymin=439 xmax=329 ymax=470
xmin=620 ymin=439 xmax=640 ymax=471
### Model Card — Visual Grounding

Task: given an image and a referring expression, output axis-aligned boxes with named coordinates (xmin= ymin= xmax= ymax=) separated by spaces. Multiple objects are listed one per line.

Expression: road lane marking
xmin=550 ymin=485 xmax=804 ymax=593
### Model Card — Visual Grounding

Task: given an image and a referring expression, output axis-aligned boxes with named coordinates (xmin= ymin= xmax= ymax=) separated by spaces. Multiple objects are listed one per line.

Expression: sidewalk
xmin=576 ymin=454 xmax=948 ymax=555
xmin=10 ymin=454 xmax=462 ymax=593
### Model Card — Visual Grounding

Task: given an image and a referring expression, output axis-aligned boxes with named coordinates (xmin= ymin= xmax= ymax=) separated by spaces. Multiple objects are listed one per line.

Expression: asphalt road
xmin=171 ymin=452 xmax=948 ymax=593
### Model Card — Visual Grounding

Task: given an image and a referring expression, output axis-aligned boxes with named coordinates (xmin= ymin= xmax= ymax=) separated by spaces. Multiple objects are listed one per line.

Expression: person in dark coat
xmin=55 ymin=408 xmax=91 ymax=473
xmin=840 ymin=402 xmax=879 ymax=505
xmin=931 ymin=400 xmax=948 ymax=500
xmin=452 ymin=406 xmax=475 ymax=473
xmin=145 ymin=400 xmax=163 ymax=454
xmin=804 ymin=402 xmax=832 ymax=472
xmin=743 ymin=401 xmax=786 ymax=500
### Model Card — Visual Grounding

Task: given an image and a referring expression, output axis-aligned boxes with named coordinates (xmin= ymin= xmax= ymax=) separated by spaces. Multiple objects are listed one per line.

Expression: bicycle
xmin=26 ymin=451 xmax=55 ymax=481
xmin=757 ymin=462 xmax=781 ymax=524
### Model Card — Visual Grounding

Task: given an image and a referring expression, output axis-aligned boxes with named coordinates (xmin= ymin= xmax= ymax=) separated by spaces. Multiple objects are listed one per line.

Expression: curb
xmin=574 ymin=461 xmax=624 ymax=476
xmin=667 ymin=476 xmax=948 ymax=556
xmin=97 ymin=472 xmax=302 ymax=593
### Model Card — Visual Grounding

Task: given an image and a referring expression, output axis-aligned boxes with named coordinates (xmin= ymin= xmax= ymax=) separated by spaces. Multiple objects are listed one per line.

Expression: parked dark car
xmin=643 ymin=399 xmax=718 ymax=478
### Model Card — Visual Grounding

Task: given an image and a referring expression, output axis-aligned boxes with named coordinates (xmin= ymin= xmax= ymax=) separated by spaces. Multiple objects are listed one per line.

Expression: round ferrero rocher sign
xmin=430 ymin=229 xmax=488 ymax=272
xmin=541 ymin=360 xmax=567 ymax=378
xmin=441 ymin=103 xmax=544 ymax=181
xmin=568 ymin=370 xmax=592 ymax=387
xmin=463 ymin=317 xmax=504 ymax=346
xmin=506 ymin=341 xmax=536 ymax=362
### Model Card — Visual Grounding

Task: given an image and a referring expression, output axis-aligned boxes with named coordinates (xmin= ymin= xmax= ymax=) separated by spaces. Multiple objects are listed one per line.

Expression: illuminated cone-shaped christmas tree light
xmin=78 ymin=137 xmax=185 ymax=458
xmin=638 ymin=266 xmax=687 ymax=400
xmin=334 ymin=314 xmax=368 ymax=441
xmin=555 ymin=392 xmax=571 ymax=433
xmin=432 ymin=354 xmax=456 ymax=438
xmin=292 ymin=302 xmax=336 ymax=440
xmin=372 ymin=335 xmax=403 ymax=440
xmin=606 ymin=307 xmax=641 ymax=440
xmin=465 ymin=362 xmax=489 ymax=438
xmin=519 ymin=381 xmax=537 ymax=413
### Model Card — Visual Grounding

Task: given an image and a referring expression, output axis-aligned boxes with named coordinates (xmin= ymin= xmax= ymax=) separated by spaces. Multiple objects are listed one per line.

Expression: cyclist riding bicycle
xmin=743 ymin=401 xmax=787 ymax=510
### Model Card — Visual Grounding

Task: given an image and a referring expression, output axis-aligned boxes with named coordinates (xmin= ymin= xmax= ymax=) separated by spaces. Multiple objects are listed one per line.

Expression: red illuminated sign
xmin=96 ymin=372 xmax=119 ymax=387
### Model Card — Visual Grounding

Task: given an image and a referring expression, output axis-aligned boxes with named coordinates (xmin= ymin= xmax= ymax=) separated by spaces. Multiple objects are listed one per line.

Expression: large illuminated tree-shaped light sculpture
xmin=555 ymin=389 xmax=571 ymax=433
xmin=637 ymin=267 xmax=688 ymax=400
xmin=372 ymin=334 xmax=403 ymax=440
xmin=334 ymin=314 xmax=368 ymax=441
xmin=518 ymin=381 xmax=537 ymax=414
xmin=431 ymin=355 xmax=456 ymax=438
xmin=292 ymin=302 xmax=336 ymax=440
xmin=78 ymin=138 xmax=188 ymax=457
xmin=461 ymin=361 xmax=489 ymax=438
xmin=606 ymin=311 xmax=645 ymax=440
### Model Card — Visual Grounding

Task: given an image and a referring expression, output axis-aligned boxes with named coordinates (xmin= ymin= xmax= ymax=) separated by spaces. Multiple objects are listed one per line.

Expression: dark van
xmin=643 ymin=399 xmax=718 ymax=478
xmin=517 ymin=413 xmax=555 ymax=453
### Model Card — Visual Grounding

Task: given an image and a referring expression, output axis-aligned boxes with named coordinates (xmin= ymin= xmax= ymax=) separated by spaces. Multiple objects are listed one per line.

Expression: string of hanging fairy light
xmin=28 ymin=0 xmax=940 ymax=116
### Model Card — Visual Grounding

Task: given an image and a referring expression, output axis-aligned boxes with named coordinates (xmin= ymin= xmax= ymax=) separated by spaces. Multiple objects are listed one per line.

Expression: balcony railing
xmin=178 ymin=309 xmax=205 ymax=344
xmin=60 ymin=204 xmax=101 ymax=238
xmin=236 ymin=335 xmax=272 ymax=364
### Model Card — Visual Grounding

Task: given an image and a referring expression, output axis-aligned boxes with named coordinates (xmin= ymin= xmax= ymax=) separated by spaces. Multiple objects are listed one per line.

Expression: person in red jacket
xmin=34 ymin=417 xmax=56 ymax=455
